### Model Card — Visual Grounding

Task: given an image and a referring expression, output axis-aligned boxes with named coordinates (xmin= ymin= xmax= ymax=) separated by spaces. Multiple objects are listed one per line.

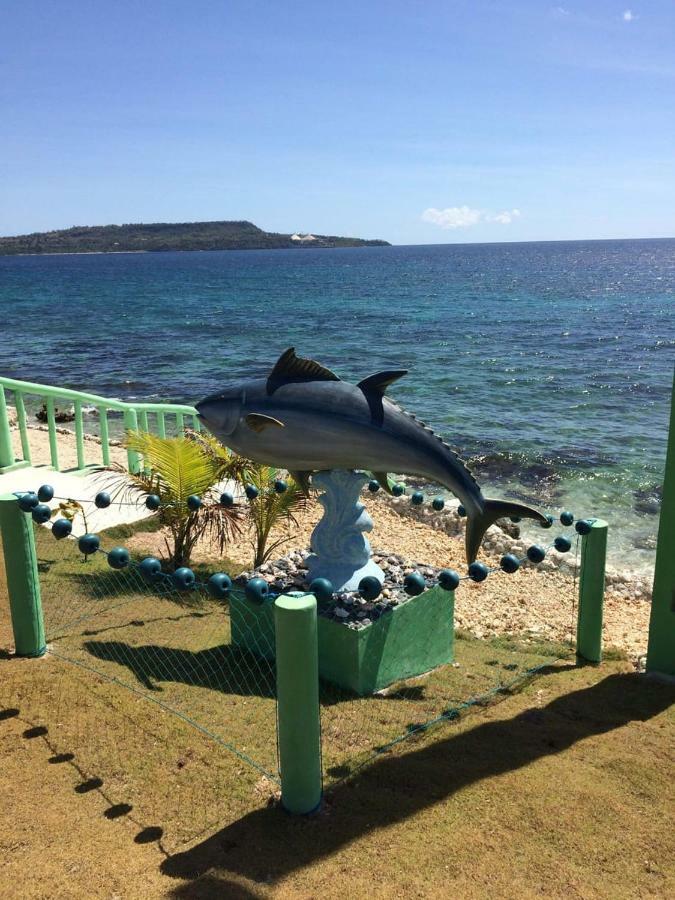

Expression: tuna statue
xmin=196 ymin=348 xmax=548 ymax=563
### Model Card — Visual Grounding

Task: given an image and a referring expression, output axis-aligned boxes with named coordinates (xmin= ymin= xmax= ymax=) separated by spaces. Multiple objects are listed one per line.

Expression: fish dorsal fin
xmin=357 ymin=370 xmax=408 ymax=397
xmin=267 ymin=348 xmax=340 ymax=394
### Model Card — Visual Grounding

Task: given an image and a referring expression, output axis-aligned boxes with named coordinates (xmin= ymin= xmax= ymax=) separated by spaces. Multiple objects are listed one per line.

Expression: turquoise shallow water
xmin=1 ymin=239 xmax=673 ymax=573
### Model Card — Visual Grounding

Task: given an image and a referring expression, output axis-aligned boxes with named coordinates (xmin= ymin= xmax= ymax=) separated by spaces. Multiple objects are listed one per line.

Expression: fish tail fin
xmin=465 ymin=498 xmax=549 ymax=564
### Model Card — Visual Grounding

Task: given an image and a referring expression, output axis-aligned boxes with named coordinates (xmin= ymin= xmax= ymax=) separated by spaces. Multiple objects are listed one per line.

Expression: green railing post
xmin=274 ymin=593 xmax=322 ymax=814
xmin=0 ymin=495 xmax=46 ymax=657
xmin=576 ymin=519 xmax=608 ymax=664
xmin=46 ymin=396 xmax=59 ymax=470
xmin=98 ymin=406 xmax=110 ymax=466
xmin=123 ymin=407 xmax=141 ymax=474
xmin=0 ymin=386 xmax=15 ymax=470
xmin=647 ymin=367 xmax=675 ymax=677
xmin=74 ymin=399 xmax=86 ymax=470
xmin=15 ymin=393 xmax=31 ymax=463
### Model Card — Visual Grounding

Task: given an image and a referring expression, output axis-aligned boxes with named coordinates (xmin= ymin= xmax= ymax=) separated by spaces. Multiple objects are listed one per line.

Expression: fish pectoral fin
xmin=245 ymin=413 xmax=285 ymax=433
xmin=357 ymin=370 xmax=408 ymax=397
xmin=373 ymin=471 xmax=394 ymax=495
xmin=465 ymin=499 xmax=549 ymax=564
xmin=290 ymin=470 xmax=313 ymax=495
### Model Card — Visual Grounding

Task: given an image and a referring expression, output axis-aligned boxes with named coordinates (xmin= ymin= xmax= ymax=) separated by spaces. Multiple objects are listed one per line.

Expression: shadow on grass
xmin=83 ymin=640 xmax=276 ymax=697
xmin=161 ymin=672 xmax=675 ymax=887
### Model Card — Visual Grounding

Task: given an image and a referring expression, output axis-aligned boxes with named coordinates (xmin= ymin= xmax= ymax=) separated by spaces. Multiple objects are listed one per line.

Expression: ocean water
xmin=1 ymin=240 xmax=673 ymax=573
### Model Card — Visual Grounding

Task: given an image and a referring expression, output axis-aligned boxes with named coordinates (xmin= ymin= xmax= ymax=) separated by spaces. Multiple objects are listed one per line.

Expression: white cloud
xmin=622 ymin=9 xmax=636 ymax=21
xmin=422 ymin=206 xmax=521 ymax=229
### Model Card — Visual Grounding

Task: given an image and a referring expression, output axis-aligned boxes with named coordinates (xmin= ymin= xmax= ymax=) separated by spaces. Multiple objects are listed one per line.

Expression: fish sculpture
xmin=196 ymin=348 xmax=548 ymax=563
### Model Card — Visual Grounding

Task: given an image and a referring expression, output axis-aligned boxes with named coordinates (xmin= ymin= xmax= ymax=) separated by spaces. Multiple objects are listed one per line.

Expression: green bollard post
xmin=274 ymin=593 xmax=322 ymax=814
xmin=576 ymin=519 xmax=608 ymax=664
xmin=646 ymin=367 xmax=675 ymax=677
xmin=0 ymin=495 xmax=46 ymax=657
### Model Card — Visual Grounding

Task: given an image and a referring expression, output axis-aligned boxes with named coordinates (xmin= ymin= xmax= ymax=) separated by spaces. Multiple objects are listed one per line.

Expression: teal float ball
xmin=509 ymin=516 xmax=521 ymax=523
xmin=468 ymin=561 xmax=489 ymax=582
xmin=411 ymin=491 xmax=424 ymax=506
xmin=108 ymin=547 xmax=130 ymax=570
xmin=432 ymin=497 xmax=445 ymax=511
xmin=52 ymin=518 xmax=72 ymax=539
xmin=245 ymin=484 xmax=259 ymax=501
xmin=245 ymin=577 xmax=269 ymax=603
xmin=274 ymin=479 xmax=288 ymax=494
xmin=457 ymin=504 xmax=467 ymax=517
xmin=310 ymin=578 xmax=334 ymax=603
xmin=368 ymin=480 xmax=380 ymax=493
xmin=391 ymin=483 xmax=405 ymax=497
xmin=37 ymin=484 xmax=54 ymax=503
xmin=526 ymin=544 xmax=546 ymax=564
xmin=145 ymin=494 xmax=161 ymax=511
xmin=358 ymin=576 xmax=382 ymax=600
xmin=78 ymin=533 xmax=100 ymax=556
xmin=560 ymin=511 xmax=574 ymax=526
xmin=438 ymin=568 xmax=460 ymax=591
xmin=404 ymin=572 xmax=426 ymax=595
xmin=139 ymin=556 xmax=162 ymax=581
xmin=32 ymin=503 xmax=52 ymax=524
xmin=500 ymin=553 xmax=520 ymax=574
xmin=187 ymin=494 xmax=201 ymax=511
xmin=172 ymin=567 xmax=196 ymax=590
xmin=540 ymin=515 xmax=554 ymax=529
xmin=18 ymin=492 xmax=39 ymax=512
xmin=575 ymin=519 xmax=592 ymax=535
xmin=207 ymin=572 xmax=232 ymax=600
xmin=554 ymin=536 xmax=572 ymax=553
xmin=94 ymin=491 xmax=111 ymax=509
xmin=219 ymin=491 xmax=234 ymax=508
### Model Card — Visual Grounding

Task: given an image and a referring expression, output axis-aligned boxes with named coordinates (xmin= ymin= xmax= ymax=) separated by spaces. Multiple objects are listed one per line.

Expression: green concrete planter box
xmin=230 ymin=585 xmax=455 ymax=696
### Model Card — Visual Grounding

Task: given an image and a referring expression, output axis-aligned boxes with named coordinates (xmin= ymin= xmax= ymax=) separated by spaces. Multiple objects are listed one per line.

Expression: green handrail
xmin=0 ymin=375 xmax=199 ymax=474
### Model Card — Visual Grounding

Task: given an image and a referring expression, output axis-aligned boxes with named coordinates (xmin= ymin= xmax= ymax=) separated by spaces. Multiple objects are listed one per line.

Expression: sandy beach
xmin=6 ymin=414 xmax=653 ymax=660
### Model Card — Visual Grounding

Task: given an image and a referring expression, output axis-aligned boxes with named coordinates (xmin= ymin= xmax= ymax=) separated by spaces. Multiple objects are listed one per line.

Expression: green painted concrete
xmin=0 ymin=494 xmax=46 ymax=657
xmin=0 ymin=386 xmax=15 ymax=470
xmin=576 ymin=519 xmax=608 ymax=664
xmin=275 ymin=594 xmax=322 ymax=814
xmin=647 ymin=368 xmax=675 ymax=677
xmin=231 ymin=585 xmax=455 ymax=696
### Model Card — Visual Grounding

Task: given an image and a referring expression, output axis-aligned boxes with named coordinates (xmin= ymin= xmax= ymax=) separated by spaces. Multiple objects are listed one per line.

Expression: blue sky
xmin=2 ymin=1 xmax=674 ymax=244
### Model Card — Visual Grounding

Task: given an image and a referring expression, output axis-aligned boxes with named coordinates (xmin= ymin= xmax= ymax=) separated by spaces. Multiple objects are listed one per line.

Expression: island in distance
xmin=0 ymin=220 xmax=391 ymax=255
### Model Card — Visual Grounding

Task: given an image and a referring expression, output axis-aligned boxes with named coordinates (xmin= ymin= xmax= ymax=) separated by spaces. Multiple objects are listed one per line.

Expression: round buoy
xmin=575 ymin=519 xmax=592 ymax=535
xmin=554 ymin=536 xmax=572 ymax=553
xmin=358 ymin=576 xmax=382 ymax=601
xmin=540 ymin=515 xmax=554 ymax=529
xmin=391 ymin=483 xmax=405 ymax=497
xmin=219 ymin=491 xmax=234 ymax=508
xmin=108 ymin=547 xmax=130 ymax=570
xmin=172 ymin=567 xmax=196 ymax=590
xmin=245 ymin=577 xmax=269 ymax=603
xmin=368 ymin=480 xmax=380 ymax=493
xmin=52 ymin=518 xmax=72 ymax=539
xmin=438 ymin=568 xmax=460 ymax=591
xmin=432 ymin=497 xmax=445 ymax=511
xmin=78 ymin=533 xmax=100 ymax=556
xmin=457 ymin=504 xmax=467 ymax=517
xmin=310 ymin=578 xmax=334 ymax=603
xmin=145 ymin=494 xmax=161 ymax=511
xmin=37 ymin=484 xmax=54 ymax=503
xmin=139 ymin=557 xmax=162 ymax=582
xmin=187 ymin=495 xmax=201 ymax=511
xmin=526 ymin=544 xmax=546 ymax=564
xmin=18 ymin=492 xmax=39 ymax=512
xmin=560 ymin=511 xmax=574 ymax=526
xmin=245 ymin=484 xmax=259 ymax=501
xmin=274 ymin=479 xmax=288 ymax=494
xmin=500 ymin=553 xmax=520 ymax=574
xmin=207 ymin=572 xmax=232 ymax=600
xmin=404 ymin=572 xmax=426 ymax=595
xmin=94 ymin=491 xmax=111 ymax=509
xmin=411 ymin=491 xmax=424 ymax=506
xmin=468 ymin=561 xmax=489 ymax=582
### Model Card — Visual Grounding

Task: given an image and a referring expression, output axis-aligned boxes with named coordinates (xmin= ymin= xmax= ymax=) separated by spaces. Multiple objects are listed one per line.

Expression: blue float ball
xmin=526 ymin=544 xmax=546 ymax=564
xmin=560 ymin=510 xmax=574 ymax=526
xmin=310 ymin=577 xmax=334 ymax=603
xmin=468 ymin=561 xmax=489 ymax=582
xmin=145 ymin=494 xmax=161 ymax=511
xmin=245 ymin=577 xmax=269 ymax=603
xmin=108 ymin=547 xmax=130 ymax=570
xmin=244 ymin=484 xmax=259 ymax=501
xmin=391 ymin=483 xmax=405 ymax=497
xmin=172 ymin=567 xmax=196 ymax=590
xmin=368 ymin=479 xmax=380 ymax=493
xmin=18 ymin=492 xmax=39 ymax=512
xmin=139 ymin=556 xmax=162 ymax=582
xmin=94 ymin=491 xmax=111 ymax=509
xmin=432 ymin=497 xmax=445 ymax=511
xmin=554 ymin=536 xmax=572 ymax=553
xmin=207 ymin=572 xmax=232 ymax=600
xmin=411 ymin=491 xmax=424 ymax=506
xmin=37 ymin=484 xmax=54 ymax=503
xmin=575 ymin=519 xmax=592 ymax=535
xmin=358 ymin=576 xmax=382 ymax=601
xmin=219 ymin=491 xmax=234 ymax=508
xmin=52 ymin=518 xmax=72 ymax=540
xmin=500 ymin=553 xmax=521 ymax=574
xmin=31 ymin=503 xmax=52 ymax=524
xmin=78 ymin=533 xmax=100 ymax=556
xmin=274 ymin=479 xmax=288 ymax=494
xmin=404 ymin=572 xmax=426 ymax=596
xmin=187 ymin=494 xmax=201 ymax=511
xmin=509 ymin=516 xmax=522 ymax=523
xmin=540 ymin=515 xmax=554 ymax=529
xmin=457 ymin=504 xmax=467 ymax=517
xmin=438 ymin=568 xmax=460 ymax=591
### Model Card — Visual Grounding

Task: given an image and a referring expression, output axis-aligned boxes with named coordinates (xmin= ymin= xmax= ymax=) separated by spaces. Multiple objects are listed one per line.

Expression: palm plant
xmin=103 ymin=431 xmax=248 ymax=569
xmin=245 ymin=465 xmax=308 ymax=569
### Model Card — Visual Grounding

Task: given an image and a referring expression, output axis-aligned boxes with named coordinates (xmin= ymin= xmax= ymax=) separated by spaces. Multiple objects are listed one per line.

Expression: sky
xmin=2 ymin=1 xmax=674 ymax=244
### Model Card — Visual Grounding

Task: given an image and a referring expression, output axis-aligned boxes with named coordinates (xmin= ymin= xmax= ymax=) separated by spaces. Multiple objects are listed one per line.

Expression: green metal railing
xmin=0 ymin=376 xmax=200 ymax=475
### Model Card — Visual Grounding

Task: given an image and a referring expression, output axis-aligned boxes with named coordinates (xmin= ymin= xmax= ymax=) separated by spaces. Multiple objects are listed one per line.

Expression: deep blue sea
xmin=1 ymin=239 xmax=674 ymax=573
